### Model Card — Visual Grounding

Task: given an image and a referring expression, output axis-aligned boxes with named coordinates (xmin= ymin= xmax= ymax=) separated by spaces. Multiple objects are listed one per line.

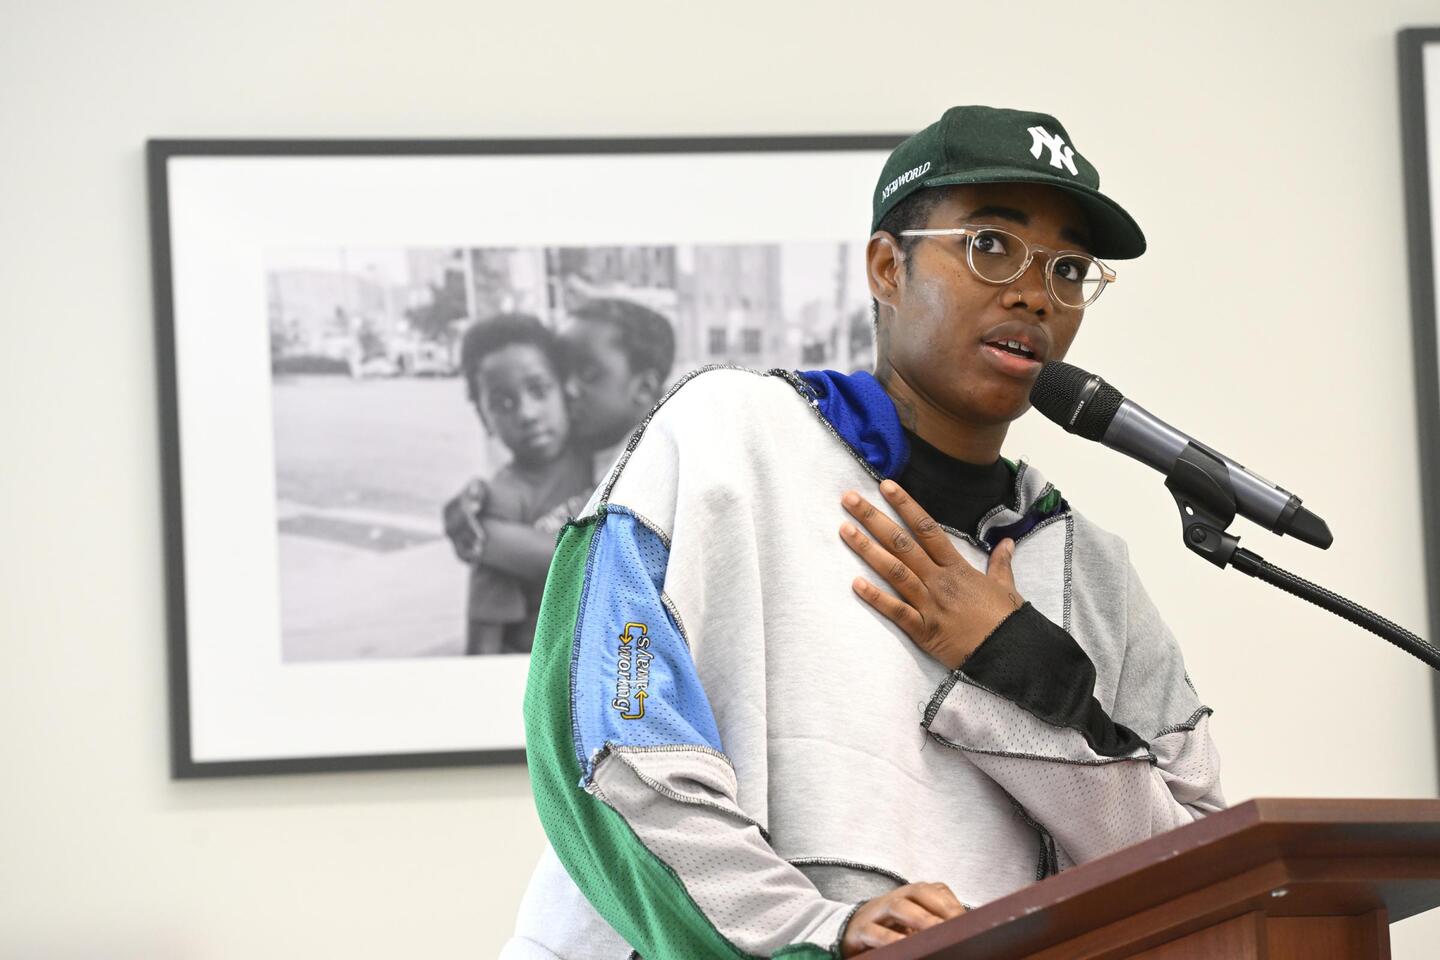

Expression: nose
xmin=516 ymin=393 xmax=546 ymax=425
xmin=1008 ymin=254 xmax=1056 ymax=316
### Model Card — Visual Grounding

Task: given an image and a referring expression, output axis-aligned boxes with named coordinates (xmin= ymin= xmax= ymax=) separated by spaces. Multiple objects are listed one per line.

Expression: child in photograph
xmin=445 ymin=300 xmax=678 ymax=654
xmin=535 ymin=297 xmax=680 ymax=529
xmin=443 ymin=314 xmax=592 ymax=656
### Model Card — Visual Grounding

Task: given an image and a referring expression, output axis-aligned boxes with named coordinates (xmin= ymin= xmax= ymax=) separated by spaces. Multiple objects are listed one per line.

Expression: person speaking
xmin=501 ymin=104 xmax=1225 ymax=959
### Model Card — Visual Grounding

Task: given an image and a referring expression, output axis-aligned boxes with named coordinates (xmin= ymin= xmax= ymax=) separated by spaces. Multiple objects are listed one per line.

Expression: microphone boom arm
xmin=1165 ymin=442 xmax=1440 ymax=671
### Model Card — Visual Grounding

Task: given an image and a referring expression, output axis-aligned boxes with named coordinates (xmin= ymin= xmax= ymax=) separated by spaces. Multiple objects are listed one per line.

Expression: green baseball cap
xmin=871 ymin=105 xmax=1146 ymax=260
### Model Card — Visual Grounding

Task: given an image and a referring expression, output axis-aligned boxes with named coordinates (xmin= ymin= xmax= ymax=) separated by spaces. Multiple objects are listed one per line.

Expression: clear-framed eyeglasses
xmin=897 ymin=225 xmax=1117 ymax=310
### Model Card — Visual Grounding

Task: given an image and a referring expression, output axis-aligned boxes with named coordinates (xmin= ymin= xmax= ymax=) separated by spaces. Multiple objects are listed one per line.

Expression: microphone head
xmin=1030 ymin=361 xmax=1126 ymax=441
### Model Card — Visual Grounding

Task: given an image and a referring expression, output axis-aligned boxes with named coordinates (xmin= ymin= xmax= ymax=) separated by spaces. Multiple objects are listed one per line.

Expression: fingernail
xmin=880 ymin=479 xmax=898 ymax=494
xmin=842 ymin=492 xmax=859 ymax=507
xmin=840 ymin=523 xmax=857 ymax=536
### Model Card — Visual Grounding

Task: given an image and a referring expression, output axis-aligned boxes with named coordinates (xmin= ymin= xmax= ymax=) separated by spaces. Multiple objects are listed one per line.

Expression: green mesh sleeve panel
xmin=523 ymin=517 xmax=833 ymax=960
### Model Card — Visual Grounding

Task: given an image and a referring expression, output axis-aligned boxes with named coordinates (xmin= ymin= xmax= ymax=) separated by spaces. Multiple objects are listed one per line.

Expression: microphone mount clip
xmin=1165 ymin=442 xmax=1242 ymax=569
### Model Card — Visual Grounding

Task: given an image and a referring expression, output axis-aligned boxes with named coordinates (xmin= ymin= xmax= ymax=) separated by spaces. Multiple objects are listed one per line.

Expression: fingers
xmin=876 ymin=895 xmax=946 ymax=933
xmin=839 ymin=519 xmax=929 ymax=610
xmin=907 ymin=881 xmax=969 ymax=921
xmin=987 ymin=538 xmax=1018 ymax=592
xmin=841 ymin=488 xmax=942 ymax=579
xmin=850 ymin=573 xmax=927 ymax=642
xmin=841 ymin=883 xmax=964 ymax=957
xmin=877 ymin=478 xmax=960 ymax=566
xmin=852 ymin=922 xmax=905 ymax=951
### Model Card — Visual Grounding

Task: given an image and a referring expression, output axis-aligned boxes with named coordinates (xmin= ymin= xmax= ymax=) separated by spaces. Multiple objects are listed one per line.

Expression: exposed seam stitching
xmin=973 ymin=460 xmax=1035 ymax=537
xmin=785 ymin=857 xmax=911 ymax=887
xmin=600 ymin=363 xmax=765 ymax=505
xmin=972 ymin=508 xmax=1073 ymax=554
xmin=942 ymin=495 xmax=1069 ymax=553
xmin=620 ymin=506 xmax=673 ymax=549
xmin=585 ymin=775 xmax=780 ymax=960
xmin=1017 ymin=511 xmax=1070 ymax=541
xmin=974 ymin=502 xmax=1011 ymax=531
xmin=1008 ymin=799 xmax=1058 ymax=881
xmin=558 ymin=511 xmax=606 ymax=532
xmin=598 ymin=505 xmax=687 ymax=647
xmin=771 ymin=368 xmax=887 ymax=483
xmin=1062 ymin=513 xmax=1075 ymax=634
xmin=1008 ymin=460 xmax=1032 ymax=514
xmin=600 ymin=741 xmax=736 ymax=767
xmin=597 ymin=744 xmax=771 ymax=843
xmin=921 ymin=669 xmax=964 ymax=728
xmin=948 ymin=671 xmax=1154 ymax=759
xmin=937 ymin=521 xmax=987 ymax=550
xmin=569 ymin=516 xmax=609 ymax=780
xmin=761 ymin=371 xmax=1071 ymax=556
xmin=830 ymin=901 xmax=867 ymax=960
xmin=1152 ymin=705 xmax=1214 ymax=739
xmin=923 ymin=730 xmax=1158 ymax=766
xmin=659 ymin=591 xmax=691 ymax=650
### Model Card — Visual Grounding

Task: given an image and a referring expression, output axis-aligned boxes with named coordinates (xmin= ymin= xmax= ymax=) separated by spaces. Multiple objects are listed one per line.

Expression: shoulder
xmin=1066 ymin=506 xmax=1131 ymax=572
xmin=644 ymin=365 xmax=809 ymax=428
xmin=1013 ymin=457 xmax=1133 ymax=575
xmin=581 ymin=366 xmax=813 ymax=521
xmin=619 ymin=365 xmax=814 ymax=461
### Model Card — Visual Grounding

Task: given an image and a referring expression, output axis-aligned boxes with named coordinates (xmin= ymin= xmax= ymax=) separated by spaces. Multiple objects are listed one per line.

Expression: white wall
xmin=3 ymin=1 xmax=1438 ymax=956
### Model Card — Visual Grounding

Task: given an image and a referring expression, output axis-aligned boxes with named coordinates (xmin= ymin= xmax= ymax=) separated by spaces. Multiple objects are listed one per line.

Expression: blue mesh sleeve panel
xmin=571 ymin=507 xmax=724 ymax=784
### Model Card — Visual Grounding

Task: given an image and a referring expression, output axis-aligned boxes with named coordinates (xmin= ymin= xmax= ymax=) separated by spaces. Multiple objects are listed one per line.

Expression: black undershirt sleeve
xmin=960 ymin=603 xmax=1149 ymax=758
xmin=897 ymin=429 xmax=1146 ymax=756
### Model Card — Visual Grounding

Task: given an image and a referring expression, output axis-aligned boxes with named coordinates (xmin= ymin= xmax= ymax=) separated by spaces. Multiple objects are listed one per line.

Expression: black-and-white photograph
xmin=267 ymin=241 xmax=874 ymax=664
xmin=148 ymin=138 xmax=894 ymax=774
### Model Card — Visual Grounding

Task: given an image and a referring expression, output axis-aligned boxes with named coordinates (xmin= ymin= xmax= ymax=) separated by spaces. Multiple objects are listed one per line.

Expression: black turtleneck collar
xmin=896 ymin=428 xmax=1015 ymax=537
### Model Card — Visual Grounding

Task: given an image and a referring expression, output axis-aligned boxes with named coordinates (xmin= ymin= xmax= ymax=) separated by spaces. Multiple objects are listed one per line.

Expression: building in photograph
xmin=675 ymin=244 xmax=782 ymax=371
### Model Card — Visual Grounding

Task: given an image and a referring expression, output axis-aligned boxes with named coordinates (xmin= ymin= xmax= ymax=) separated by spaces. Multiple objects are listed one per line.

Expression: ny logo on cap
xmin=1027 ymin=126 xmax=1078 ymax=176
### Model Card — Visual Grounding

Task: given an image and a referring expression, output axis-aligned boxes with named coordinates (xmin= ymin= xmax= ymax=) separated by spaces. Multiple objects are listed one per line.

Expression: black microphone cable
xmin=1229 ymin=547 xmax=1440 ymax=671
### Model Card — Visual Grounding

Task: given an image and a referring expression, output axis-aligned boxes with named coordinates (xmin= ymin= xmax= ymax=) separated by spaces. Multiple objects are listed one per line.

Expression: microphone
xmin=1029 ymin=361 xmax=1332 ymax=549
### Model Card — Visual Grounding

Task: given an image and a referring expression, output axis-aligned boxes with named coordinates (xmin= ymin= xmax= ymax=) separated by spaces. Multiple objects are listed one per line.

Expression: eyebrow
xmin=964 ymin=204 xmax=1092 ymax=250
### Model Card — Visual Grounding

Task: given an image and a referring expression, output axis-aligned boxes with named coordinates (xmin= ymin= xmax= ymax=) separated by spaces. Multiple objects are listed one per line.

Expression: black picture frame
xmin=147 ymin=132 xmax=904 ymax=778
xmin=1399 ymin=28 xmax=1440 ymax=781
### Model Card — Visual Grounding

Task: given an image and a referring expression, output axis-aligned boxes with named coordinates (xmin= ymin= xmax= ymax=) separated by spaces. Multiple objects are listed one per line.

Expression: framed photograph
xmin=148 ymin=133 xmax=903 ymax=776
xmin=1400 ymin=27 xmax=1440 ymax=779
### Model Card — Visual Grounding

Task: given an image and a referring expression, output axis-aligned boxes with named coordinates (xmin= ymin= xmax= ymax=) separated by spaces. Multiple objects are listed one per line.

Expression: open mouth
xmin=984 ymin=338 xmax=1038 ymax=361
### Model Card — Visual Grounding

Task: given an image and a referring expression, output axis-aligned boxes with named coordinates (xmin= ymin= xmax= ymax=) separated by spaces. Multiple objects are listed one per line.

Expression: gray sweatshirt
xmin=502 ymin=366 xmax=1224 ymax=959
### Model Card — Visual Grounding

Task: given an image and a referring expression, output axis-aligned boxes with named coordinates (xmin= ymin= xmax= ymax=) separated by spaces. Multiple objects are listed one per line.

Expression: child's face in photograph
xmin=474 ymin=343 xmax=569 ymax=466
xmin=561 ymin=320 xmax=646 ymax=449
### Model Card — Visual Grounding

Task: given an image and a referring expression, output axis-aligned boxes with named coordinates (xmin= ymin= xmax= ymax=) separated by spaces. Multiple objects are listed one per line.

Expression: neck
xmin=876 ymin=364 xmax=1008 ymax=465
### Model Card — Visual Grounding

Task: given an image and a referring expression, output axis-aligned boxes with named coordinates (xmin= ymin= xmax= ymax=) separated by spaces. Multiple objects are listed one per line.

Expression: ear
xmin=866 ymin=231 xmax=905 ymax=316
xmin=631 ymin=368 xmax=663 ymax=409
xmin=473 ymin=401 xmax=495 ymax=437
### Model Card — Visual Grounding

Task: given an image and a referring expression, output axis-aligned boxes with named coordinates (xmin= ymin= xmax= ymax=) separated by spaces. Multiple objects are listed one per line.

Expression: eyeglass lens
xmin=968 ymin=228 xmax=1103 ymax=308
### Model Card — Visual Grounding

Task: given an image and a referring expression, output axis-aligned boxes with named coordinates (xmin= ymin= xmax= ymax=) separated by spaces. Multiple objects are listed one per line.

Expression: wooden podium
xmin=871 ymin=798 xmax=1440 ymax=959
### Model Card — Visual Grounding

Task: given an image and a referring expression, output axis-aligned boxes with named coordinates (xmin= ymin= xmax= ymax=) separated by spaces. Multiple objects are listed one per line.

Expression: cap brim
xmin=905 ymin=168 xmax=1146 ymax=260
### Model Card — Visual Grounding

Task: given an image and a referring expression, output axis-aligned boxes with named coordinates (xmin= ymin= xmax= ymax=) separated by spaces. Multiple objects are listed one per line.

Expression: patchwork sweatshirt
xmin=502 ymin=366 xmax=1225 ymax=960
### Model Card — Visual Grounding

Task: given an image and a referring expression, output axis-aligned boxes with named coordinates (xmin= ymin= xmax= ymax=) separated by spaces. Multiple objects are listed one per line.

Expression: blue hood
xmin=794 ymin=368 xmax=1067 ymax=547
xmin=795 ymin=369 xmax=910 ymax=479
